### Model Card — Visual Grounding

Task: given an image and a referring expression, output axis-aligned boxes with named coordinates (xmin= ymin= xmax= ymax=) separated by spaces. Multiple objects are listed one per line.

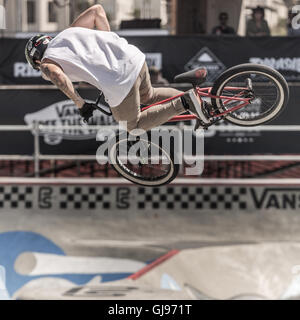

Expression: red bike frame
xmin=141 ymin=86 xmax=252 ymax=123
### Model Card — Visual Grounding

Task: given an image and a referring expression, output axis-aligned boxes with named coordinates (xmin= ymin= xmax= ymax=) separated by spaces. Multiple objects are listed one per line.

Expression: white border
xmin=0 ymin=177 xmax=300 ymax=186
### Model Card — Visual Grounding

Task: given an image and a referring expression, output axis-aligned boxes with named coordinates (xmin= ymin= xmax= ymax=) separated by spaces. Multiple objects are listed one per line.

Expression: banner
xmin=0 ymin=88 xmax=114 ymax=155
xmin=0 ymin=86 xmax=299 ymax=156
xmin=1 ymin=36 xmax=300 ymax=84
xmin=1 ymin=36 xmax=300 ymax=156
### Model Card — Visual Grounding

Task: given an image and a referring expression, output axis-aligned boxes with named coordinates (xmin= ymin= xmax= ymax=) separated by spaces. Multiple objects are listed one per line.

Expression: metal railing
xmin=1 ymin=124 xmax=300 ymax=177
xmin=0 ymin=124 xmax=102 ymax=177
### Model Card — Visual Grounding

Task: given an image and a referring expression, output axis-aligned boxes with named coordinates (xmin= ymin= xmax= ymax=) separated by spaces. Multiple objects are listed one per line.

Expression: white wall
xmin=4 ymin=0 xmax=63 ymax=33
xmin=57 ymin=0 xmax=70 ymax=31
xmin=101 ymin=0 xmax=134 ymax=29
xmin=4 ymin=0 xmax=169 ymax=34
xmin=4 ymin=0 xmax=24 ymax=32
xmin=101 ymin=0 xmax=168 ymax=29
xmin=28 ymin=0 xmax=58 ymax=32
xmin=134 ymin=0 xmax=168 ymax=24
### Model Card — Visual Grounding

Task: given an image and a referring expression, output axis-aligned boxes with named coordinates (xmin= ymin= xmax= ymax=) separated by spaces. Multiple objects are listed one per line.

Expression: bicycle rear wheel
xmin=109 ymin=135 xmax=179 ymax=187
xmin=210 ymin=64 xmax=289 ymax=126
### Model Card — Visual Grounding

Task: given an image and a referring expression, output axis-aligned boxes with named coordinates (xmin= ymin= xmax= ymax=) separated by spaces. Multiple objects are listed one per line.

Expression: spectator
xmin=287 ymin=10 xmax=300 ymax=36
xmin=149 ymin=66 xmax=169 ymax=85
xmin=212 ymin=12 xmax=235 ymax=35
xmin=246 ymin=6 xmax=270 ymax=36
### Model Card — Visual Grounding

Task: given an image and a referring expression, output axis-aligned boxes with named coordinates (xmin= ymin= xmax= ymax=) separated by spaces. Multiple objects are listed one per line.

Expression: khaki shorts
xmin=111 ymin=62 xmax=185 ymax=132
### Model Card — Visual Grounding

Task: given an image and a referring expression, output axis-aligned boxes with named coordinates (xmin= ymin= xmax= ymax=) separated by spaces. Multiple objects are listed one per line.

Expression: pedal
xmin=193 ymin=101 xmax=220 ymax=131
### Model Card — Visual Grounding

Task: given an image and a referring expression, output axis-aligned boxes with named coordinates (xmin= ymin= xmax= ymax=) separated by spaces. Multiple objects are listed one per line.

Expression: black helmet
xmin=25 ymin=34 xmax=52 ymax=70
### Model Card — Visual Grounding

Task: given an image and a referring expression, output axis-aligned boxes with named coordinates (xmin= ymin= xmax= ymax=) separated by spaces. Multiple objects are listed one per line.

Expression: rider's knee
xmin=90 ymin=4 xmax=106 ymax=17
xmin=91 ymin=4 xmax=104 ymax=12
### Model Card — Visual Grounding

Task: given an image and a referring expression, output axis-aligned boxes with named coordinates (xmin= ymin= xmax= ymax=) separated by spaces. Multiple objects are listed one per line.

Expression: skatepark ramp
xmin=15 ymin=244 xmax=300 ymax=300
xmin=0 ymin=178 xmax=300 ymax=299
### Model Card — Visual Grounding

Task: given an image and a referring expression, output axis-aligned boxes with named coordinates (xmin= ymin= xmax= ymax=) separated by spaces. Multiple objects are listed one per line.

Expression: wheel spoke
xmin=111 ymin=138 xmax=176 ymax=186
xmin=213 ymin=69 xmax=285 ymax=125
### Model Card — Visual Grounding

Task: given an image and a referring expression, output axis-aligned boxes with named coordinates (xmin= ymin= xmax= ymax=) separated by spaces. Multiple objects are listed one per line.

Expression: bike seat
xmin=174 ymin=67 xmax=207 ymax=86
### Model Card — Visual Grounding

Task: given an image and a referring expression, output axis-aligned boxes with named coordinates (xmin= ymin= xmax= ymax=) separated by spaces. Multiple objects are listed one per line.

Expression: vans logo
xmin=250 ymin=188 xmax=300 ymax=210
xmin=184 ymin=47 xmax=226 ymax=82
xmin=24 ymin=100 xmax=115 ymax=145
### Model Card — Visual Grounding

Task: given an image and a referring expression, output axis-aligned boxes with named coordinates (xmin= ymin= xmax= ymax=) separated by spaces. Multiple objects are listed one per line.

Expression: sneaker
xmin=181 ymin=90 xmax=211 ymax=124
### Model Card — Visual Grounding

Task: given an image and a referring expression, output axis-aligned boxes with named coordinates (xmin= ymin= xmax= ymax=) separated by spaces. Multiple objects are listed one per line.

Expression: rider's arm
xmin=40 ymin=60 xmax=85 ymax=109
xmin=70 ymin=4 xmax=111 ymax=32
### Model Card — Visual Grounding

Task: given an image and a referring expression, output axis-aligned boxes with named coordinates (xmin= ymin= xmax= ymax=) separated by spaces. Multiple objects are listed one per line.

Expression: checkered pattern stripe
xmin=137 ymin=187 xmax=248 ymax=210
xmin=0 ymin=186 xmax=33 ymax=209
xmin=59 ymin=186 xmax=111 ymax=209
xmin=0 ymin=185 xmax=248 ymax=210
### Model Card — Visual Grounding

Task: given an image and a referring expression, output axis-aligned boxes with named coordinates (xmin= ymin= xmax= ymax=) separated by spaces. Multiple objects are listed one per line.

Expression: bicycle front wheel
xmin=210 ymin=63 xmax=289 ymax=126
xmin=109 ymin=135 xmax=179 ymax=187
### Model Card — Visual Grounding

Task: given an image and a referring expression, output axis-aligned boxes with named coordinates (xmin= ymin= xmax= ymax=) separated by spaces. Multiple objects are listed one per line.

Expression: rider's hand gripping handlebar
xmin=79 ymin=91 xmax=112 ymax=124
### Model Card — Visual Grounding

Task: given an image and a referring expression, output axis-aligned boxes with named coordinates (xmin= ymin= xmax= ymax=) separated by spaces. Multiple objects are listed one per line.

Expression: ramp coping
xmin=128 ymin=250 xmax=180 ymax=281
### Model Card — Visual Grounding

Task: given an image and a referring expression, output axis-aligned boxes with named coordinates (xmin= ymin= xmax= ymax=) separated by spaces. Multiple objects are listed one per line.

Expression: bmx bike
xmin=94 ymin=63 xmax=289 ymax=187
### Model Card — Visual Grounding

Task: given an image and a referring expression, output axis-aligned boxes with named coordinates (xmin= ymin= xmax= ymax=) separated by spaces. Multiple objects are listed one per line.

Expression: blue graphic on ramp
xmin=0 ymin=231 xmax=131 ymax=297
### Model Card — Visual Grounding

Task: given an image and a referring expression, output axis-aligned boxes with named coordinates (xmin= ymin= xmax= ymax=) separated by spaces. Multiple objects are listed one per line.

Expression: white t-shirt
xmin=43 ymin=27 xmax=145 ymax=107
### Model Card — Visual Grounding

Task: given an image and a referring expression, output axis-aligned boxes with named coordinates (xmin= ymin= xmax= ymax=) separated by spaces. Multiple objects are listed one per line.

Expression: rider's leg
xmin=111 ymin=75 xmax=142 ymax=132
xmin=111 ymin=63 xmax=186 ymax=132
xmin=139 ymin=63 xmax=182 ymax=104
xmin=138 ymin=62 xmax=209 ymax=125
xmin=112 ymin=62 xmax=206 ymax=132
xmin=134 ymin=96 xmax=185 ymax=132
xmin=134 ymin=63 xmax=186 ymax=131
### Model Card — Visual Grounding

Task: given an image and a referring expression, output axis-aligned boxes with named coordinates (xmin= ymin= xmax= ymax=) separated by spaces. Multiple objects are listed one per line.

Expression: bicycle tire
xmin=210 ymin=63 xmax=289 ymax=126
xmin=109 ymin=135 xmax=179 ymax=187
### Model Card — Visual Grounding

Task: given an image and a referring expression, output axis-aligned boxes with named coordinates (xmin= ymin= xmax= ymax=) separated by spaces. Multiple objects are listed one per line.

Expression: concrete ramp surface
xmin=14 ymin=243 xmax=300 ymax=300
xmin=1 ymin=181 xmax=300 ymax=299
xmin=131 ymin=243 xmax=300 ymax=300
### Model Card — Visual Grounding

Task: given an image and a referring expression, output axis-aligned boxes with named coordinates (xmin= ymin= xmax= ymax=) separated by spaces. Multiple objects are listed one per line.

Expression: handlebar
xmin=95 ymin=91 xmax=112 ymax=117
